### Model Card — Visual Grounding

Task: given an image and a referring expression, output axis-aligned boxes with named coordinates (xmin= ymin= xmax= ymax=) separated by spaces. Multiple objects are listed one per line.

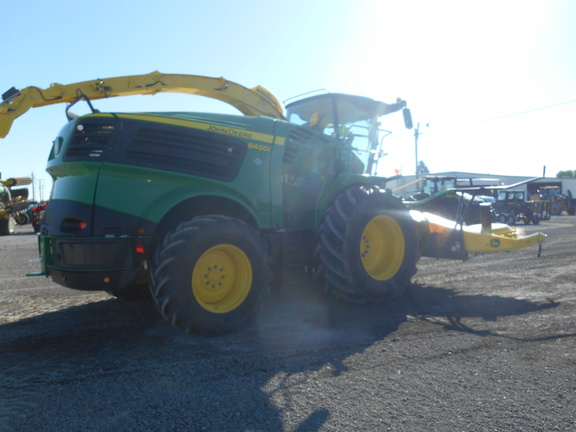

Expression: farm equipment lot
xmin=1 ymin=219 xmax=575 ymax=431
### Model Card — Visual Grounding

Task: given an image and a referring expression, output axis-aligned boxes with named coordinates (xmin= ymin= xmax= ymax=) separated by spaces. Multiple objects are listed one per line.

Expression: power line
xmin=428 ymin=98 xmax=576 ymax=133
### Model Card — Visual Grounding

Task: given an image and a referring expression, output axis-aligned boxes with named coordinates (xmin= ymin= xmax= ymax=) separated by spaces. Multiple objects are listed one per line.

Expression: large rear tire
xmin=314 ymin=185 xmax=419 ymax=303
xmin=550 ymin=202 xmax=563 ymax=216
xmin=0 ymin=216 xmax=15 ymax=235
xmin=150 ymin=215 xmax=271 ymax=335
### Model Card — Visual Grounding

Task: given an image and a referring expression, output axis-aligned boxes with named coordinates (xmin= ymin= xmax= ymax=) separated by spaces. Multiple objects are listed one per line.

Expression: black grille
xmin=63 ymin=117 xmax=248 ymax=182
xmin=124 ymin=126 xmax=247 ymax=182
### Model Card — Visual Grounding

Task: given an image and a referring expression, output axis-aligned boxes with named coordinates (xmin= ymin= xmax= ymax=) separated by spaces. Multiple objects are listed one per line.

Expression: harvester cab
xmin=285 ymin=93 xmax=412 ymax=176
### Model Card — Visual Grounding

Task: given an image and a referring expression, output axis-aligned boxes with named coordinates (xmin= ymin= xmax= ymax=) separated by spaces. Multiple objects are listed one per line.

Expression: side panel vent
xmin=124 ymin=125 xmax=247 ymax=182
xmin=287 ymin=126 xmax=317 ymax=146
xmin=283 ymin=145 xmax=299 ymax=165
xmin=284 ymin=126 xmax=325 ymax=165
xmin=65 ymin=122 xmax=116 ymax=160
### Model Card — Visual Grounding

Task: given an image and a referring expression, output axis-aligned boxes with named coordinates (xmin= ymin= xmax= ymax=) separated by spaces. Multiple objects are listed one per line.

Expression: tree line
xmin=557 ymin=170 xmax=576 ymax=178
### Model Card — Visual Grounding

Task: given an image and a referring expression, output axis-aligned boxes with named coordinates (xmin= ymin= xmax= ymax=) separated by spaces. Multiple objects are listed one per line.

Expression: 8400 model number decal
xmin=248 ymin=143 xmax=270 ymax=152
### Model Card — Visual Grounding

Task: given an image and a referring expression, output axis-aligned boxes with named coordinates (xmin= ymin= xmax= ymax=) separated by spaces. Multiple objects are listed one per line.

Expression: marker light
xmin=136 ymin=242 xmax=145 ymax=254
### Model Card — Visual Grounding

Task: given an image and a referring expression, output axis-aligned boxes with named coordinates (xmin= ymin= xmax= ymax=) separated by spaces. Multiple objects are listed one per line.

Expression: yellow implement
xmin=1 ymin=176 xmax=32 ymax=187
xmin=411 ymin=210 xmax=546 ymax=260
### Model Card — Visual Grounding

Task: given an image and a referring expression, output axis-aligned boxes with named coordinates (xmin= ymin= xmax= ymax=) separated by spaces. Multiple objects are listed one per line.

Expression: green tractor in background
xmin=492 ymin=190 xmax=544 ymax=225
xmin=403 ymin=176 xmax=490 ymax=224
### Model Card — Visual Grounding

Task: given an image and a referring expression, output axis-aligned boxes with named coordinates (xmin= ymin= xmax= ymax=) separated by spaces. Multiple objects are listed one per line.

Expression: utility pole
xmin=414 ymin=122 xmax=429 ymax=178
xmin=414 ymin=123 xmax=420 ymax=178
xmin=37 ymin=179 xmax=43 ymax=201
xmin=31 ymin=172 xmax=36 ymax=201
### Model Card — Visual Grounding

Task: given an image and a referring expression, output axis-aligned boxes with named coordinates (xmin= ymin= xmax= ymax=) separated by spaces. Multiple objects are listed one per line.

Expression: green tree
xmin=556 ymin=170 xmax=576 ymax=178
xmin=417 ymin=161 xmax=430 ymax=176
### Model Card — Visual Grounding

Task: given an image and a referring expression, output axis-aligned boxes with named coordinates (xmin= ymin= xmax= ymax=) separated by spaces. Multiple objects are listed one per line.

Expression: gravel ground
xmin=0 ymin=218 xmax=575 ymax=432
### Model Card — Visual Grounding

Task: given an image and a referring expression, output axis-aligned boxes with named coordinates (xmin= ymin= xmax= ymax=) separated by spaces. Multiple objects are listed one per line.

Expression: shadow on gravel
xmin=407 ymin=283 xmax=559 ymax=321
xmin=0 ymin=281 xmax=566 ymax=431
xmin=0 ymin=297 xmax=163 ymax=353
xmin=405 ymin=283 xmax=562 ymax=337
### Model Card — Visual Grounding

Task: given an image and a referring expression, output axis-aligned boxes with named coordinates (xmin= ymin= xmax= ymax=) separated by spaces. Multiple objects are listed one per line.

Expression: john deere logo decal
xmin=490 ymin=239 xmax=501 ymax=248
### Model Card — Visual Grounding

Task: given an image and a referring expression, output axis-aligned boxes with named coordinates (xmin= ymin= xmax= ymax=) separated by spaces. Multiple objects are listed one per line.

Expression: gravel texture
xmin=1 ymin=218 xmax=575 ymax=432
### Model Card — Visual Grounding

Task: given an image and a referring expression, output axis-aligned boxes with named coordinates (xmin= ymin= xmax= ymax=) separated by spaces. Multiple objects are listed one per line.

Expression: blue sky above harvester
xmin=1 ymin=0 xmax=575 ymax=200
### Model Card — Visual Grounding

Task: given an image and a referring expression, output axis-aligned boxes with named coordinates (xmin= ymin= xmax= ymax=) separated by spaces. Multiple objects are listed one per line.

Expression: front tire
xmin=150 ymin=216 xmax=271 ymax=335
xmin=314 ymin=186 xmax=418 ymax=303
xmin=14 ymin=212 xmax=30 ymax=225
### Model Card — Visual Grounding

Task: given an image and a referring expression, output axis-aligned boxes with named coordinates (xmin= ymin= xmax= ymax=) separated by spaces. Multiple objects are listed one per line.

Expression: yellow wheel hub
xmin=192 ymin=244 xmax=252 ymax=313
xmin=360 ymin=215 xmax=405 ymax=281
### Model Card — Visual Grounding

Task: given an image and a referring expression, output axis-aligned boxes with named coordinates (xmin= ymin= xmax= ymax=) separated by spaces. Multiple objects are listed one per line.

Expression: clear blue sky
xmin=2 ymin=0 xmax=575 ymax=200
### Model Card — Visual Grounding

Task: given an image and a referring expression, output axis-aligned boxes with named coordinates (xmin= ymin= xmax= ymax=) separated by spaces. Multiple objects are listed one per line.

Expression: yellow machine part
xmin=0 ymin=177 xmax=32 ymax=187
xmin=411 ymin=211 xmax=546 ymax=255
xmin=0 ymin=71 xmax=286 ymax=139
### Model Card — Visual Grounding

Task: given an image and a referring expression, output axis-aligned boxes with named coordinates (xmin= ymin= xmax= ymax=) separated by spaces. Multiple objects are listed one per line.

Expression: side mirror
xmin=403 ymin=108 xmax=413 ymax=129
